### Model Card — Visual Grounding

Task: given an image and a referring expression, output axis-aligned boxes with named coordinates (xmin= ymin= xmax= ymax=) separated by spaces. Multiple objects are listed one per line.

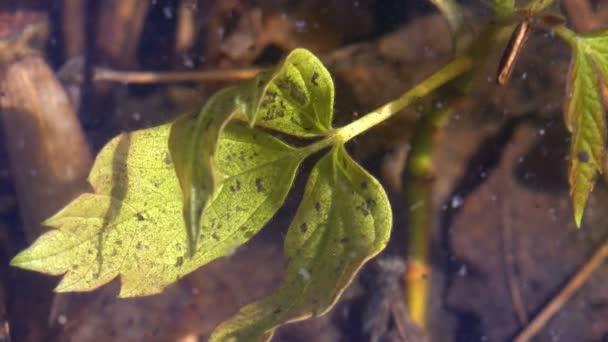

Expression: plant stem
xmin=404 ymin=101 xmax=453 ymax=329
xmin=335 ymin=55 xmax=473 ymax=143
xmin=297 ymin=55 xmax=472 ymax=158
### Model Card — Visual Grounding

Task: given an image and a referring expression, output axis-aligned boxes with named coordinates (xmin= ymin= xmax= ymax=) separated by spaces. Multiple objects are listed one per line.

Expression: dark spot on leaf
xmin=136 ymin=241 xmax=143 ymax=250
xmin=315 ymin=202 xmax=321 ymax=212
xmin=87 ymin=249 xmax=93 ymax=255
xmin=240 ymin=225 xmax=249 ymax=231
xmin=212 ymin=233 xmax=220 ymax=241
xmin=340 ymin=237 xmax=350 ymax=244
xmin=356 ymin=202 xmax=370 ymax=217
xmin=311 ymin=72 xmax=319 ymax=86
xmin=578 ymin=151 xmax=590 ymax=163
xmin=235 ymin=205 xmax=246 ymax=212
xmin=277 ymin=77 xmax=307 ymax=105
xmin=112 ymin=249 xmax=117 ymax=256
xmin=244 ymin=230 xmax=255 ymax=238
xmin=273 ymin=307 xmax=282 ymax=314
xmin=136 ymin=212 xmax=145 ymax=221
xmin=116 ymin=239 xmax=122 ymax=246
xmin=163 ymin=152 xmax=172 ymax=165
xmin=300 ymin=223 xmax=308 ymax=233
xmin=366 ymin=198 xmax=376 ymax=209
xmin=71 ymin=264 xmax=79 ymax=270
xmin=261 ymin=91 xmax=277 ymax=106
xmin=360 ymin=181 xmax=368 ymax=190
xmin=256 ymin=178 xmax=266 ymax=192
xmin=175 ymin=256 xmax=184 ymax=267
xmin=278 ymin=99 xmax=287 ymax=109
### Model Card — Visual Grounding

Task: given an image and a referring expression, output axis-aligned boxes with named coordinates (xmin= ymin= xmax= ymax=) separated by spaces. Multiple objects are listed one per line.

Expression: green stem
xmin=404 ymin=102 xmax=453 ymax=328
xmin=552 ymin=25 xmax=578 ymax=47
xmin=297 ymin=55 xmax=472 ymax=157
xmin=335 ymin=55 xmax=473 ymax=143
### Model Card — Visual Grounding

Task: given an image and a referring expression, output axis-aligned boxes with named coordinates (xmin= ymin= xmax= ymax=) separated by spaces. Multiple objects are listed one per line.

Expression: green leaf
xmin=564 ymin=37 xmax=607 ymax=227
xmin=210 ymin=145 xmax=392 ymax=341
xmin=11 ymin=123 xmax=304 ymax=297
xmin=170 ymin=48 xmax=334 ymax=254
xmin=580 ymin=29 xmax=608 ymax=81
xmin=240 ymin=48 xmax=335 ymax=137
xmin=169 ymin=87 xmax=241 ymax=255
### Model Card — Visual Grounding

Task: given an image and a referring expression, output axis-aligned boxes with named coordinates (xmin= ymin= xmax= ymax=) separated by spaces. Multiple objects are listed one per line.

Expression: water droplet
xmin=458 ymin=265 xmax=468 ymax=277
xmin=163 ymin=6 xmax=173 ymax=19
xmin=451 ymin=195 xmax=463 ymax=208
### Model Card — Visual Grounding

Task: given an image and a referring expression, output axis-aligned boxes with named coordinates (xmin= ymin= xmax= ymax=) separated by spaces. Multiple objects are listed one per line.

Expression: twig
xmin=514 ymin=237 xmax=608 ymax=341
xmin=93 ymin=67 xmax=264 ymax=84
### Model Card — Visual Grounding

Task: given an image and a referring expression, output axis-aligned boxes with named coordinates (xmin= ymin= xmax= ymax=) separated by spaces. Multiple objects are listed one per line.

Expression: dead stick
xmin=93 ymin=67 xmax=264 ymax=84
xmin=514 ymin=238 xmax=608 ymax=342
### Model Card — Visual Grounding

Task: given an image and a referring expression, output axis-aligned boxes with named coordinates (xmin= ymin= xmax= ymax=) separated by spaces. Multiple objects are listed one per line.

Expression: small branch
xmin=93 ymin=67 xmax=264 ymax=84
xmin=514 ymin=237 xmax=608 ymax=342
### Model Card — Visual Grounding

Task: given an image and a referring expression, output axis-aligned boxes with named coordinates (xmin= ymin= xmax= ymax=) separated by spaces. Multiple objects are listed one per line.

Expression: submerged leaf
xmin=210 ymin=145 xmax=392 ymax=341
xmin=239 ymin=48 xmax=335 ymax=137
xmin=170 ymin=87 xmax=241 ymax=255
xmin=564 ymin=36 xmax=607 ymax=226
xmin=11 ymin=123 xmax=303 ymax=297
xmin=170 ymin=48 xmax=334 ymax=253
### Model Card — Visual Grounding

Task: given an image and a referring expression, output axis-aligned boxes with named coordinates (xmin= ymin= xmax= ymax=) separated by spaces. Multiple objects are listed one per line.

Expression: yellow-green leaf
xmin=581 ymin=29 xmax=608 ymax=82
xmin=11 ymin=123 xmax=303 ymax=297
xmin=241 ymin=48 xmax=334 ymax=137
xmin=210 ymin=145 xmax=392 ymax=341
xmin=170 ymin=48 xmax=334 ymax=254
xmin=564 ymin=38 xmax=607 ymax=226
xmin=170 ymin=87 xmax=241 ymax=256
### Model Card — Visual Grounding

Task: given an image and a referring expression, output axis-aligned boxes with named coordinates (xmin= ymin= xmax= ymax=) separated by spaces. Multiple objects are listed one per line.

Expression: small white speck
xmin=57 ymin=314 xmax=67 ymax=325
xmin=451 ymin=195 xmax=463 ymax=209
xmin=163 ymin=6 xmax=173 ymax=19
xmin=409 ymin=200 xmax=424 ymax=211
xmin=132 ymin=112 xmax=141 ymax=121
xmin=521 ymin=72 xmax=528 ymax=80
xmin=539 ymin=128 xmax=545 ymax=136
xmin=298 ymin=268 xmax=310 ymax=281
xmin=294 ymin=20 xmax=307 ymax=31
xmin=458 ymin=265 xmax=468 ymax=277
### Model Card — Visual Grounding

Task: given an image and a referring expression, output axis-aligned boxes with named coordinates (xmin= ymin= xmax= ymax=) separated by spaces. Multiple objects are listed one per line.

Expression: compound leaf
xmin=11 ymin=122 xmax=303 ymax=297
xmin=210 ymin=145 xmax=392 ymax=341
xmin=564 ymin=35 xmax=607 ymax=226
